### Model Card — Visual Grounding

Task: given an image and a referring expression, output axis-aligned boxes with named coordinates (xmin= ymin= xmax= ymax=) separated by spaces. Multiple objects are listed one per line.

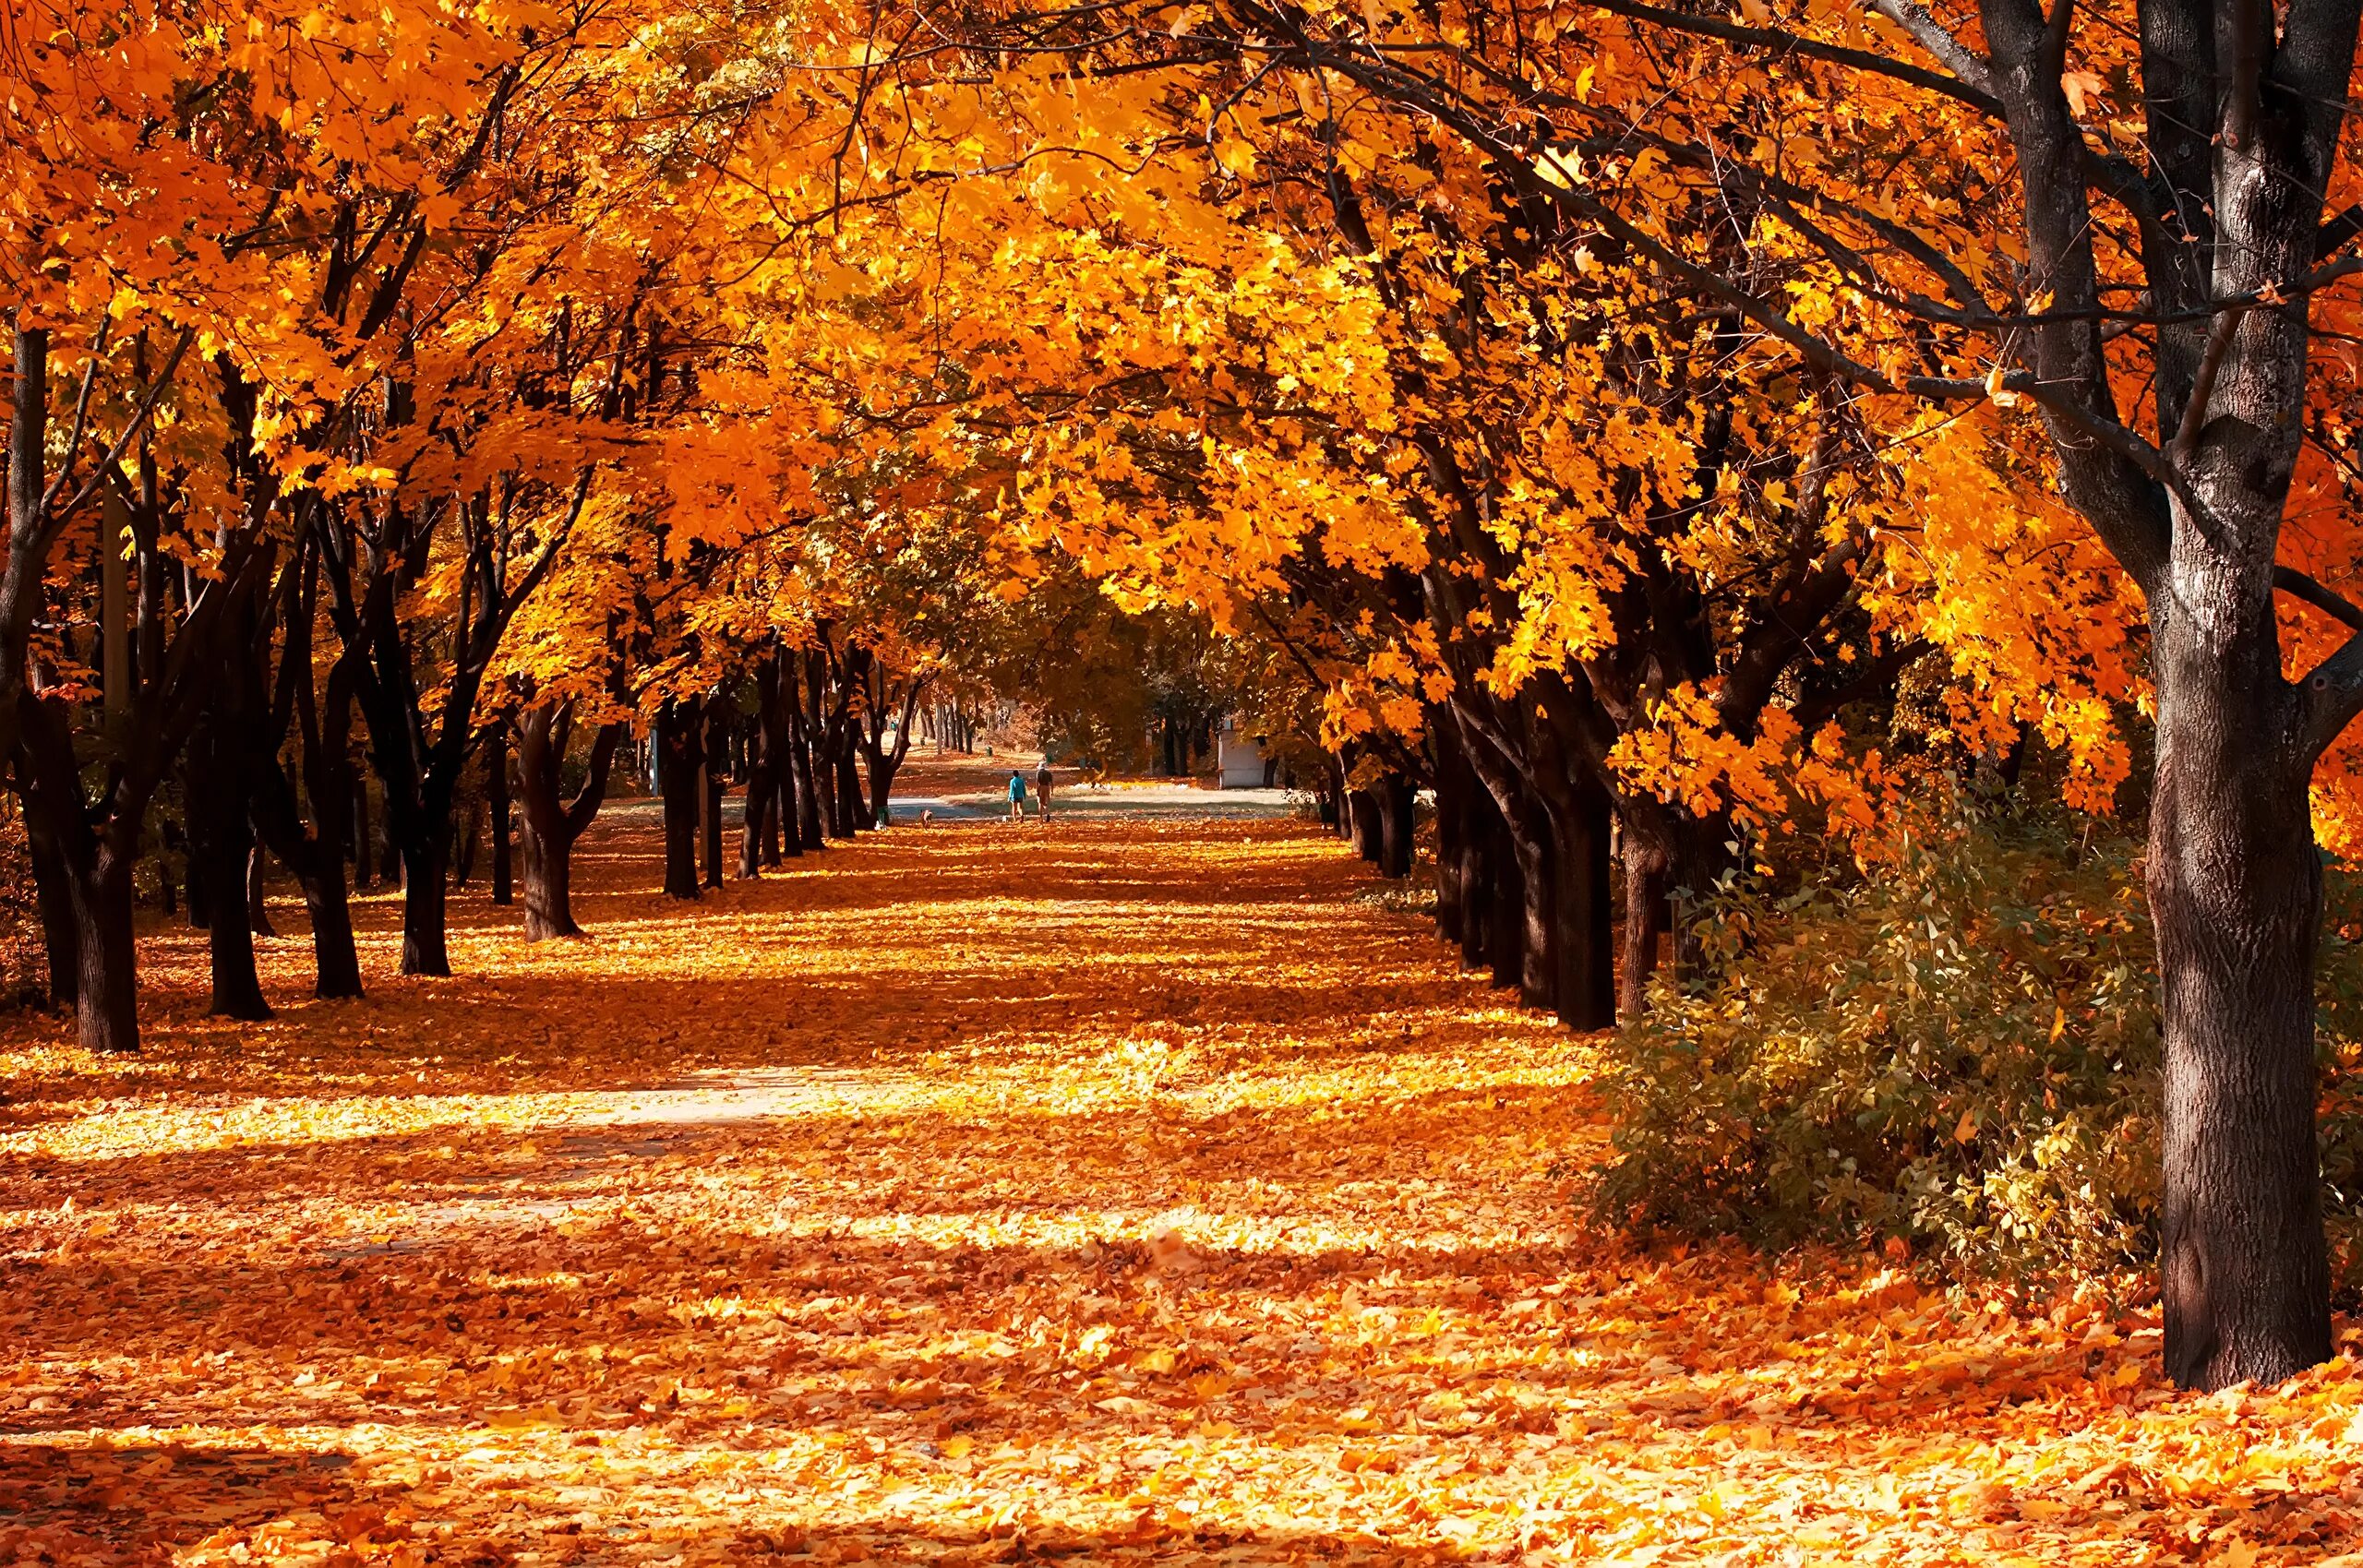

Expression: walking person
xmin=1035 ymin=756 xmax=1053 ymax=821
xmin=1006 ymin=768 xmax=1026 ymax=824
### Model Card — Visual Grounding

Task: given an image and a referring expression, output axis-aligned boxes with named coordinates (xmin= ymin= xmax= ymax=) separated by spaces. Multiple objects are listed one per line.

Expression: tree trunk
xmin=1481 ymin=816 xmax=1525 ymax=989
xmin=352 ymin=776 xmax=373 ymax=888
xmin=702 ymin=704 xmax=726 ymax=887
xmin=1541 ymin=776 xmax=1615 ymax=1031
xmin=25 ymin=805 xmax=76 ymax=1011
xmin=1618 ymin=826 xmax=1670 ymax=1020
xmin=301 ymin=857 xmax=363 ymax=999
xmin=246 ymin=843 xmax=274 ymax=939
xmin=400 ymin=832 xmax=450 ymax=975
xmin=514 ymin=703 xmax=618 ymax=940
xmin=189 ymin=720 xmax=270 ymax=1021
xmin=790 ymin=696 xmax=824 ymax=851
xmin=1377 ymin=774 xmax=1415 ymax=879
xmin=522 ymin=815 xmax=577 ymax=939
xmin=741 ymin=667 xmax=777 ymax=878
xmin=659 ymin=696 xmax=702 ymax=899
xmin=452 ymin=791 xmax=484 ymax=887
xmin=2151 ymin=615 xmax=2332 ymax=1390
xmin=67 ymin=849 xmax=138 ymax=1054
xmin=488 ymin=723 xmax=512 ymax=905
xmin=1347 ymin=789 xmax=1382 ymax=862
xmin=834 ymin=738 xmax=863 ymax=837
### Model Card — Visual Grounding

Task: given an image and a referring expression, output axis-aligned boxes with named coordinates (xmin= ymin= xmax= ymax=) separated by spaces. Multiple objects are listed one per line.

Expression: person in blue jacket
xmin=1006 ymin=769 xmax=1027 ymax=823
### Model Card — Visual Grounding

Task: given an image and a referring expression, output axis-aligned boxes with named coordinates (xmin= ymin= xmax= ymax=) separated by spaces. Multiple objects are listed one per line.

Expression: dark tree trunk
xmin=25 ymin=804 xmax=77 ymax=1011
xmin=739 ymin=746 xmax=773 ymax=878
xmin=515 ymin=703 xmax=619 ymax=940
xmin=1540 ymin=775 xmax=1614 ymax=1031
xmin=789 ymin=685 xmax=824 ymax=851
xmin=1347 ymin=790 xmax=1381 ymax=862
xmin=246 ymin=843 xmax=274 ymax=939
xmin=741 ymin=663 xmax=779 ymax=879
xmin=188 ymin=718 xmax=270 ymax=1021
xmin=488 ymin=723 xmax=512 ymax=905
xmin=452 ymin=791 xmax=484 ymax=887
xmin=300 ymin=861 xmax=364 ymax=999
xmin=1430 ymin=727 xmax=1471 ymax=949
xmin=400 ymin=832 xmax=450 ymax=975
xmin=702 ymin=704 xmax=726 ymax=888
xmin=1377 ymin=774 xmax=1415 ymax=879
xmin=1482 ymin=816 xmax=1526 ymax=990
xmin=352 ymin=776 xmax=372 ymax=888
xmin=659 ymin=697 xmax=702 ymax=900
xmin=522 ymin=810 xmax=577 ymax=938
xmin=185 ymin=832 xmax=212 ymax=928
xmin=834 ymin=738 xmax=863 ymax=837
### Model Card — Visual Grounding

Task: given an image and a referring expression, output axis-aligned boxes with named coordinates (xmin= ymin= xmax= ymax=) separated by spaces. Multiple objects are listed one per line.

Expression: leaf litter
xmin=2 ymin=811 xmax=2360 ymax=1565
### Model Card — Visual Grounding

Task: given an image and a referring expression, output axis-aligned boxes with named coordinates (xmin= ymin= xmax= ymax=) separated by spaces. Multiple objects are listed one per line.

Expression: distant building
xmin=1215 ymin=715 xmax=1271 ymax=789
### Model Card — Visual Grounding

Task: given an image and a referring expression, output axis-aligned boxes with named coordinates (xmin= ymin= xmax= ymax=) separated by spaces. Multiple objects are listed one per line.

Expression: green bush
xmin=1594 ymin=797 xmax=2363 ymax=1287
xmin=1593 ymin=802 xmax=2165 ymax=1277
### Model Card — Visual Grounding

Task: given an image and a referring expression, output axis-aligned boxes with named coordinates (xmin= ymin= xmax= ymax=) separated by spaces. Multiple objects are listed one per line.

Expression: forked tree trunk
xmin=514 ymin=703 xmax=619 ymax=940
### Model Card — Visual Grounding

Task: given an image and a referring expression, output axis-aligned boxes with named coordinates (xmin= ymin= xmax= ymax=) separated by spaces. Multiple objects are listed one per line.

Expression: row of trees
xmin=14 ymin=0 xmax=2363 ymax=1390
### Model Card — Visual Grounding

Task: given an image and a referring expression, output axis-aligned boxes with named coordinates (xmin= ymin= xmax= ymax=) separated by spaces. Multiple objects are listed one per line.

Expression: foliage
xmin=1593 ymin=798 xmax=2165 ymax=1278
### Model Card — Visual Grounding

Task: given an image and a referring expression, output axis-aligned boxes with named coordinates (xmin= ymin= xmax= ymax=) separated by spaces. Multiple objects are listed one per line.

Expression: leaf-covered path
xmin=4 ymin=812 xmax=2361 ymax=1566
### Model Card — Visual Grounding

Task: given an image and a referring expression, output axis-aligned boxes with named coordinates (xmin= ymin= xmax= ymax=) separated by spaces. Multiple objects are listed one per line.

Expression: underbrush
xmin=1593 ymin=799 xmax=2363 ymax=1293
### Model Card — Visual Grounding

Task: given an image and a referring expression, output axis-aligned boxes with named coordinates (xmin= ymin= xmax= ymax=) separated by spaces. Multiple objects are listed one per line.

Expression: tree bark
xmin=246 ymin=843 xmax=274 ymax=939
xmin=1618 ymin=826 xmax=1670 ymax=1019
xmin=488 ymin=722 xmax=512 ymax=904
xmin=659 ymin=696 xmax=702 ymax=899
xmin=67 ymin=849 xmax=138 ymax=1054
xmin=515 ymin=702 xmax=619 ymax=940
xmin=740 ymin=660 xmax=779 ymax=878
xmin=1377 ymin=774 xmax=1416 ymax=879
xmin=2150 ymin=608 xmax=2333 ymax=1389
xmin=187 ymin=715 xmax=270 ymax=1021
xmin=788 ymin=666 xmax=824 ymax=852
xmin=24 ymin=796 xmax=77 ymax=1011
xmin=702 ymin=702 xmax=726 ymax=887
xmin=352 ymin=775 xmax=373 ymax=889
xmin=400 ymin=831 xmax=450 ymax=975
xmin=1347 ymin=789 xmax=1381 ymax=862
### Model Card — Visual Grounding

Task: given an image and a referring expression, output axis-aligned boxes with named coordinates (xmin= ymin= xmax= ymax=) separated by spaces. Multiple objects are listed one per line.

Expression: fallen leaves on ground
xmin=3 ymin=806 xmax=2361 ymax=1565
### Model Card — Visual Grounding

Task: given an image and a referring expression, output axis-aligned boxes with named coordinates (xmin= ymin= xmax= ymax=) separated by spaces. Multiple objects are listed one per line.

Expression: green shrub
xmin=1593 ymin=797 xmax=2363 ymax=1287
xmin=1593 ymin=801 xmax=2165 ymax=1277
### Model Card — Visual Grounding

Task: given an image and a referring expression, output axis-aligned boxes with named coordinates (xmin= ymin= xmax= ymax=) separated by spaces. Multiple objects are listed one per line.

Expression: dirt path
xmin=1 ymin=812 xmax=2357 ymax=1565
